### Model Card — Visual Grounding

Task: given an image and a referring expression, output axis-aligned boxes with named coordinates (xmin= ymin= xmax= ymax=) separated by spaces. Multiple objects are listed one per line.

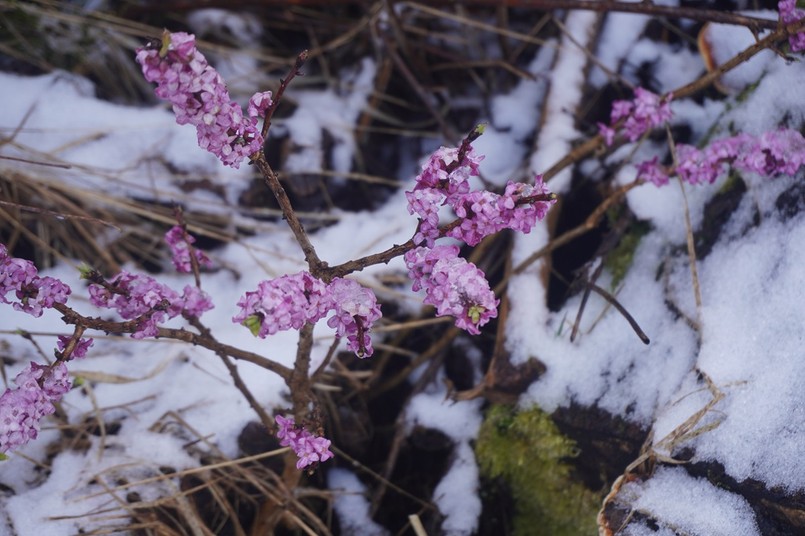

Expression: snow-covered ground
xmin=1 ymin=4 xmax=805 ymax=535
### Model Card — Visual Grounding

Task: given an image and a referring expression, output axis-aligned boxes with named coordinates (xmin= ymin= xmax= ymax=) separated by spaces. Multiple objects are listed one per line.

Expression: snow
xmin=328 ymin=469 xmax=390 ymax=536
xmin=3 ymin=4 xmax=805 ymax=535
xmin=620 ymin=467 xmax=760 ymax=536
xmin=407 ymin=386 xmax=483 ymax=534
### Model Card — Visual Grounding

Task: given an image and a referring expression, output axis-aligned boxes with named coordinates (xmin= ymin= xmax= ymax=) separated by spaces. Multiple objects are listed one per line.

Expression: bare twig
xmin=52 ymin=303 xmax=293 ymax=380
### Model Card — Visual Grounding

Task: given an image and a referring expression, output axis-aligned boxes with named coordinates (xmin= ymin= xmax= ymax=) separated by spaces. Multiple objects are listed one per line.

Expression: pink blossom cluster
xmin=57 ymin=335 xmax=94 ymax=359
xmin=447 ymin=178 xmax=556 ymax=246
xmin=325 ymin=278 xmax=383 ymax=358
xmin=406 ymin=146 xmax=555 ymax=247
xmin=1 ymin=244 xmax=71 ymax=317
xmin=406 ymin=145 xmax=483 ymax=246
xmin=233 ymin=272 xmax=382 ymax=357
xmin=403 ymin=142 xmax=554 ymax=334
xmin=598 ymin=87 xmax=673 ymax=145
xmin=780 ymin=0 xmax=805 ymax=52
xmin=0 ymin=362 xmax=71 ymax=453
xmin=90 ymin=271 xmax=213 ymax=338
xmin=165 ymin=226 xmax=213 ymax=273
xmin=135 ymin=31 xmax=273 ymax=168
xmin=404 ymin=245 xmax=498 ymax=335
xmin=275 ymin=415 xmax=334 ymax=470
xmin=636 ymin=128 xmax=805 ymax=187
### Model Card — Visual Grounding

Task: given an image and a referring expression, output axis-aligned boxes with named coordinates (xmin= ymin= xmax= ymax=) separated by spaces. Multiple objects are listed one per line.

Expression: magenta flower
xmin=0 ymin=245 xmax=71 ymax=318
xmin=325 ymin=278 xmax=382 ymax=358
xmin=233 ymin=272 xmax=382 ymax=358
xmin=0 ymin=362 xmax=72 ymax=454
xmin=599 ymin=87 xmax=673 ymax=145
xmin=275 ymin=415 xmax=334 ymax=470
xmin=404 ymin=246 xmax=498 ymax=335
xmin=447 ymin=176 xmax=556 ymax=246
xmin=233 ymin=271 xmax=330 ymax=338
xmin=780 ymin=0 xmax=805 ymax=52
xmin=136 ymin=31 xmax=270 ymax=168
xmin=89 ymin=271 xmax=213 ymax=338
xmin=165 ymin=226 xmax=212 ymax=273
xmin=412 ymin=145 xmax=482 ymax=202
xmin=639 ymin=128 xmax=805 ymax=187
xmin=57 ymin=335 xmax=94 ymax=359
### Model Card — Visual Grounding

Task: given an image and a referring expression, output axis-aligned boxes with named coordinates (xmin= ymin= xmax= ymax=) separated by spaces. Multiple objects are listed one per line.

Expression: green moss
xmin=475 ymin=405 xmax=601 ymax=536
xmin=604 ymin=221 xmax=651 ymax=289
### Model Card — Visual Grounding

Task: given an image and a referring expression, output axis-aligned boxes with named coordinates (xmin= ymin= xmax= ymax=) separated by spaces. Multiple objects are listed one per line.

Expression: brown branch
xmin=253 ymin=156 xmax=328 ymax=277
xmin=53 ymin=303 xmax=293 ymax=380
xmin=587 ymin=283 xmax=651 ymax=345
xmin=140 ymin=1 xmax=778 ymax=31
xmin=289 ymin=323 xmax=315 ymax=421
xmin=260 ymin=50 xmax=309 ymax=140
xmin=449 ymin=1 xmax=777 ymax=31
xmin=187 ymin=317 xmax=276 ymax=432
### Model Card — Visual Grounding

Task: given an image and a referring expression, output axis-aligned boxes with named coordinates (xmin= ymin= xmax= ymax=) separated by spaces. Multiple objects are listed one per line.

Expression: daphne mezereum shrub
xmin=0 ymin=30 xmax=557 ymax=469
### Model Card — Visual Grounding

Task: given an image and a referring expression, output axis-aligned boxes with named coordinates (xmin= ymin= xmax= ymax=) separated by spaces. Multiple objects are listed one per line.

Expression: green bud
xmin=468 ymin=304 xmax=484 ymax=324
xmin=78 ymin=263 xmax=94 ymax=279
xmin=159 ymin=31 xmax=172 ymax=58
xmin=242 ymin=315 xmax=262 ymax=337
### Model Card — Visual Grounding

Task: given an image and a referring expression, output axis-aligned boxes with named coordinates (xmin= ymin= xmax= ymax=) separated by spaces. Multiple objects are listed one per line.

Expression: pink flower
xmin=233 ymin=272 xmax=330 ymax=338
xmin=599 ymin=87 xmax=673 ymax=145
xmin=445 ymin=176 xmax=556 ymax=246
xmin=648 ymin=129 xmax=805 ymax=188
xmin=57 ymin=335 xmax=94 ymax=359
xmin=136 ymin=31 xmax=268 ymax=168
xmin=635 ymin=157 xmax=669 ymax=186
xmin=404 ymin=246 xmax=498 ymax=335
xmin=233 ymin=272 xmax=382 ymax=358
xmin=0 ymin=362 xmax=72 ymax=453
xmin=275 ymin=415 xmax=334 ymax=470
xmin=165 ymin=226 xmax=212 ymax=273
xmin=325 ymin=278 xmax=382 ymax=358
xmin=411 ymin=145 xmax=482 ymax=202
xmin=780 ymin=0 xmax=805 ymax=52
xmin=89 ymin=271 xmax=212 ymax=338
xmin=0 ymin=246 xmax=71 ymax=318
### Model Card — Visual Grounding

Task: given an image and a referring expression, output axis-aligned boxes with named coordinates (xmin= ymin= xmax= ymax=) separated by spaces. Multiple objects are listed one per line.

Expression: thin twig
xmin=587 ymin=283 xmax=650 ymax=344
xmin=52 ymin=303 xmax=293 ymax=380
xmin=254 ymin=157 xmax=328 ymax=276
xmin=260 ymin=50 xmax=309 ymax=140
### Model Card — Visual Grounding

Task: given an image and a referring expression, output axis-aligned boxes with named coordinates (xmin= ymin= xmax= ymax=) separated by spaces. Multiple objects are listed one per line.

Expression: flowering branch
xmin=52 ymin=303 xmax=293 ymax=380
